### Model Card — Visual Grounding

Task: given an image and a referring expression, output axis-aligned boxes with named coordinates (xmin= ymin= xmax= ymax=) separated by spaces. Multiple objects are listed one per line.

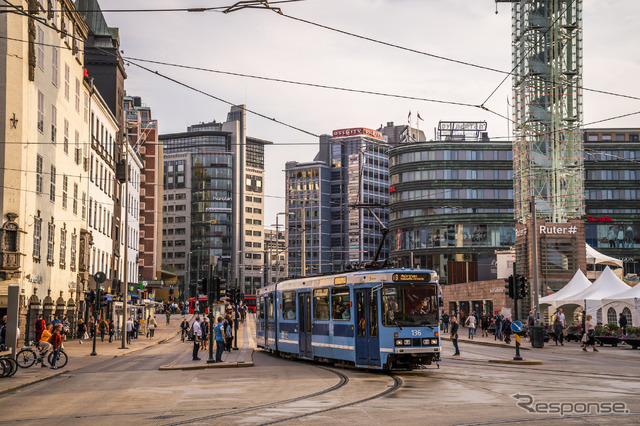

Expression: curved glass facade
xmin=389 ymin=140 xmax=515 ymax=283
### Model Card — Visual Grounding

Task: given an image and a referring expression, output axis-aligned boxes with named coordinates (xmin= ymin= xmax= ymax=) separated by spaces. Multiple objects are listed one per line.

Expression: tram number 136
xmin=411 ymin=330 xmax=422 ymax=336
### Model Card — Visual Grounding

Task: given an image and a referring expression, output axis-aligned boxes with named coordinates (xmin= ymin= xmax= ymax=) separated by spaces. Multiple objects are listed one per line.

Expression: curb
xmin=159 ymin=361 xmax=253 ymax=371
xmin=113 ymin=331 xmax=180 ymax=358
xmin=488 ymin=359 xmax=543 ymax=365
xmin=0 ymin=369 xmax=66 ymax=396
xmin=442 ymin=336 xmax=531 ymax=351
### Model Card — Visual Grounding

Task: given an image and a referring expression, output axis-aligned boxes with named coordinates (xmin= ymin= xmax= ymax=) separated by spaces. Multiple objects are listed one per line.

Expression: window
xmin=33 ymin=216 xmax=42 ymax=260
xmin=37 ymin=91 xmax=44 ymax=133
xmin=37 ymin=27 xmax=44 ymax=69
xmin=46 ymin=221 xmax=55 ymax=264
xmin=81 ymin=192 xmax=86 ymax=219
xmin=70 ymin=232 xmax=76 ymax=270
xmin=63 ymin=119 xmax=69 ymax=154
xmin=51 ymin=105 xmax=57 ymax=143
xmin=36 ymin=155 xmax=43 ymax=194
xmin=313 ymin=288 xmax=330 ymax=320
xmin=74 ymin=130 xmax=81 ymax=164
xmin=245 ymin=230 xmax=252 ymax=236
xmin=83 ymin=93 xmax=89 ymax=122
xmin=52 ymin=47 xmax=58 ymax=85
xmin=62 ymin=175 xmax=68 ymax=209
xmin=64 ymin=63 xmax=70 ymax=100
xmin=75 ymin=78 xmax=80 ymax=112
xmin=331 ymin=287 xmax=351 ymax=320
xmin=607 ymin=307 xmax=617 ymax=324
xmin=72 ymin=182 xmax=78 ymax=215
xmin=50 ymin=165 xmax=56 ymax=202
xmin=283 ymin=291 xmax=296 ymax=320
xmin=88 ymin=198 xmax=92 ymax=227
xmin=245 ymin=242 xmax=252 ymax=248
xmin=59 ymin=228 xmax=67 ymax=268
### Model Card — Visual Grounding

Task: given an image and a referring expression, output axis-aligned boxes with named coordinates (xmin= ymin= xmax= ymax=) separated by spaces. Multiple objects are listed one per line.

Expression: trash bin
xmin=530 ymin=326 xmax=544 ymax=348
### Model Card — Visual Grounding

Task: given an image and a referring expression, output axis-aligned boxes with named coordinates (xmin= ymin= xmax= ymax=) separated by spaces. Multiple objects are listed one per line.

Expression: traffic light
xmin=100 ymin=294 xmax=109 ymax=307
xmin=504 ymin=275 xmax=515 ymax=299
xmin=85 ymin=290 xmax=96 ymax=304
xmin=517 ymin=275 xmax=527 ymax=298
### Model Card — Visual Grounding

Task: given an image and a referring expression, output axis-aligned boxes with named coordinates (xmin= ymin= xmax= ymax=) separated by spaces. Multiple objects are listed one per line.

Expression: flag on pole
xmin=417 ymin=112 xmax=424 ymax=121
xmin=408 ymin=110 xmax=411 ymax=121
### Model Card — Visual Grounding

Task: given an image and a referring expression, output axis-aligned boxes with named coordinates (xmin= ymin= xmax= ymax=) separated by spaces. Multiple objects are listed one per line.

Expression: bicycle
xmin=181 ymin=327 xmax=189 ymax=342
xmin=16 ymin=343 xmax=48 ymax=368
xmin=48 ymin=347 xmax=68 ymax=369
xmin=0 ymin=353 xmax=18 ymax=378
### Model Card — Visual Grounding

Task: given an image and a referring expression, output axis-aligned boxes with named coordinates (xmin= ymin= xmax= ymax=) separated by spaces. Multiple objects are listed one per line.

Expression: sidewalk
xmin=159 ymin=314 xmax=255 ymax=370
xmin=0 ymin=314 xmax=188 ymax=395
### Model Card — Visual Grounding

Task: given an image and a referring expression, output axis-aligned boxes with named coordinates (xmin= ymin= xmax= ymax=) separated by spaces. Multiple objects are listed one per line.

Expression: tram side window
xmin=313 ymin=288 xmax=330 ymax=320
xmin=267 ymin=293 xmax=274 ymax=320
xmin=257 ymin=296 xmax=264 ymax=319
xmin=283 ymin=291 xmax=296 ymax=320
xmin=331 ymin=287 xmax=351 ymax=320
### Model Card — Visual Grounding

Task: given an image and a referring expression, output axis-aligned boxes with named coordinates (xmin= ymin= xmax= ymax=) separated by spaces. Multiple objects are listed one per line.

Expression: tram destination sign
xmin=392 ymin=273 xmax=432 ymax=283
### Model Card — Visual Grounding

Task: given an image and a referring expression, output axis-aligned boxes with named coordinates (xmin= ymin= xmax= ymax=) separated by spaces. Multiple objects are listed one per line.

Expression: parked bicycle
xmin=0 ymin=350 xmax=18 ymax=378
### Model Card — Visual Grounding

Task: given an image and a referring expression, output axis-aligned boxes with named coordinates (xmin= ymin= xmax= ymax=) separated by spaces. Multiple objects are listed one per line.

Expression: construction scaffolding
xmin=509 ymin=0 xmax=585 ymax=224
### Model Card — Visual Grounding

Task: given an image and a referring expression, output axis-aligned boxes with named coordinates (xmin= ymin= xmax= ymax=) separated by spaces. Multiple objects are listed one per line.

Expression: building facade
xmin=286 ymin=127 xmax=390 ymax=276
xmin=584 ymin=128 xmax=640 ymax=276
xmin=264 ymin=228 xmax=288 ymax=284
xmin=388 ymin=124 xmax=515 ymax=284
xmin=0 ymin=0 xmax=91 ymax=341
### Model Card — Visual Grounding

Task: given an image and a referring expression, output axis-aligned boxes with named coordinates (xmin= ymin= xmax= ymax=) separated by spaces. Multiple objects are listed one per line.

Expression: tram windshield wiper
xmin=393 ymin=319 xmax=402 ymax=330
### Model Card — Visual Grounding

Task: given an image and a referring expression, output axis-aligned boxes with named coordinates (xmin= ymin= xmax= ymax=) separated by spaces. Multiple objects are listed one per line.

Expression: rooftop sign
xmin=332 ymin=127 xmax=383 ymax=140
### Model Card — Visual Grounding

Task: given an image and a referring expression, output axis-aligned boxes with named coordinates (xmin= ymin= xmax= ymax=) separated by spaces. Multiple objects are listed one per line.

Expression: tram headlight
xmin=422 ymin=338 xmax=430 ymax=346
xmin=403 ymin=339 xmax=411 ymax=346
xmin=395 ymin=339 xmax=404 ymax=346
xmin=431 ymin=339 xmax=439 ymax=345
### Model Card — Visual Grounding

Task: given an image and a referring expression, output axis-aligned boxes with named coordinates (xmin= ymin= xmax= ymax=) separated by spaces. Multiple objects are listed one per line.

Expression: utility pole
xmin=531 ymin=196 xmax=540 ymax=325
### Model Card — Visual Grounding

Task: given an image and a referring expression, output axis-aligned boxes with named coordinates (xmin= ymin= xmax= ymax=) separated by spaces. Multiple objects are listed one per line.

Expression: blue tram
xmin=256 ymin=268 xmax=441 ymax=370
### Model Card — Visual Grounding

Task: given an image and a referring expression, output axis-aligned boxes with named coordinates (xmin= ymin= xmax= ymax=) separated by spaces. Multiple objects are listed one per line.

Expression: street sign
xmin=94 ymin=271 xmax=106 ymax=284
xmin=511 ymin=321 xmax=523 ymax=333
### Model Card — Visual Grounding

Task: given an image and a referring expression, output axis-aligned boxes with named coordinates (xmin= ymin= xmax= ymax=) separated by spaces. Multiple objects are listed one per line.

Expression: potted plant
xmin=566 ymin=324 xmax=584 ymax=342
xmin=595 ymin=323 xmax=622 ymax=347
xmin=622 ymin=326 xmax=640 ymax=349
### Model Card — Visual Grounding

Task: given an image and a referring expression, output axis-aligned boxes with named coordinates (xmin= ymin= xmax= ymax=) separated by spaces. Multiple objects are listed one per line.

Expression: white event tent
xmin=539 ymin=269 xmax=592 ymax=309
xmin=601 ymin=284 xmax=640 ymax=327
xmin=557 ymin=266 xmax=631 ymax=320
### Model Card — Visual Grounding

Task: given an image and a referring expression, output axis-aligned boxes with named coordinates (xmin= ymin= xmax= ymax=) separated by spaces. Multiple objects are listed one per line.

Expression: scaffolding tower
xmin=507 ymin=0 xmax=585 ymax=224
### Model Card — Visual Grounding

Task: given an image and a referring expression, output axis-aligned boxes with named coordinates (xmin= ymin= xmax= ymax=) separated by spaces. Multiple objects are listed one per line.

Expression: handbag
xmin=581 ymin=332 xmax=588 ymax=343
xmin=82 ymin=332 xmax=89 ymax=340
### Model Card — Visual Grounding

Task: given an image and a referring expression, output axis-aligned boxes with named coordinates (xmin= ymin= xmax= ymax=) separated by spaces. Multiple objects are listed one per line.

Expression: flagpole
xmin=416 ymin=111 xmax=420 ymax=141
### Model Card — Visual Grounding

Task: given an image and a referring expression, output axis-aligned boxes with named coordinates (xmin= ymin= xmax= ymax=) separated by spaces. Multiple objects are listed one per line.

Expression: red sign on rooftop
xmin=332 ymin=127 xmax=383 ymax=140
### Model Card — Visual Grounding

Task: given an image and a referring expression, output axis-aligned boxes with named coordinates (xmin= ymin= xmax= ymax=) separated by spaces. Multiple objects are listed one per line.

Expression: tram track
xmin=162 ymin=365 xmax=350 ymax=425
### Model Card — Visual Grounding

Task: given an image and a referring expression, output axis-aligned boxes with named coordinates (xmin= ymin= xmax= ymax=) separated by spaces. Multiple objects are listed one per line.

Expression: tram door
xmin=355 ymin=289 xmax=380 ymax=366
xmin=298 ymin=292 xmax=313 ymax=358
xmin=263 ymin=295 xmax=271 ymax=350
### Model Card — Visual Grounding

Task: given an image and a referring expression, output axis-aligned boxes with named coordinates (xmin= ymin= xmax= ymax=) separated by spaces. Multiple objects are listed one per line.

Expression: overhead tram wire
xmin=4 ymin=2 xmax=639 ymax=150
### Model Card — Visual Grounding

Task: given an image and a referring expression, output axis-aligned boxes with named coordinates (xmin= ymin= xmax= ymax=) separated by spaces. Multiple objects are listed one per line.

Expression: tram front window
xmin=382 ymin=284 xmax=438 ymax=327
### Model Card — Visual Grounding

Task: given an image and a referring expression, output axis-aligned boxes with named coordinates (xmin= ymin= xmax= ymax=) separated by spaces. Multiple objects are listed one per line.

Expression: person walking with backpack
xmin=214 ymin=317 xmax=226 ymax=362
xmin=34 ymin=316 xmax=46 ymax=343
xmin=98 ymin=318 xmax=108 ymax=342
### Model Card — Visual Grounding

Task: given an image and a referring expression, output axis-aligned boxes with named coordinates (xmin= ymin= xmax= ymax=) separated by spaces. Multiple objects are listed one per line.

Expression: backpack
xmin=35 ymin=319 xmax=45 ymax=332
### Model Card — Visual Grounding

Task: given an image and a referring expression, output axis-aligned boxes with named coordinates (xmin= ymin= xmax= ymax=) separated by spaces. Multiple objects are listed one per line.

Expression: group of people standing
xmin=190 ymin=312 xmax=235 ymax=363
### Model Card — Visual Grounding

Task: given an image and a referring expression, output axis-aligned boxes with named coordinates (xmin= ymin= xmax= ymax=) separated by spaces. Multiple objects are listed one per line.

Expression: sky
xmin=102 ymin=0 xmax=640 ymax=227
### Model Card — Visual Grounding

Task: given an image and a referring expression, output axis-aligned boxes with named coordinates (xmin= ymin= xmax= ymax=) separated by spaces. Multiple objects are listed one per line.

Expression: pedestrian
xmin=98 ymin=317 xmax=108 ymax=342
xmin=582 ymin=314 xmax=598 ymax=352
xmin=148 ymin=316 xmax=157 ymax=339
xmin=108 ymin=320 xmax=115 ymax=342
xmin=450 ymin=316 xmax=460 ymax=356
xmin=134 ymin=316 xmax=140 ymax=339
xmin=553 ymin=309 xmax=565 ymax=346
xmin=34 ymin=315 xmax=46 ymax=343
xmin=88 ymin=317 xmax=95 ymax=339
xmin=166 ymin=310 xmax=171 ymax=326
xmin=214 ymin=316 xmax=226 ymax=362
xmin=225 ymin=315 xmax=234 ymax=352
xmin=49 ymin=324 xmax=63 ymax=370
xmin=51 ymin=316 xmax=61 ymax=328
xmin=62 ymin=316 xmax=70 ymax=340
xmin=619 ymin=312 xmax=628 ymax=336
xmin=240 ymin=305 xmax=246 ymax=322
xmin=526 ymin=311 xmax=535 ymax=341
xmin=180 ymin=318 xmax=190 ymax=342
xmin=494 ymin=313 xmax=503 ymax=341
xmin=503 ymin=317 xmax=512 ymax=344
xmin=442 ymin=312 xmax=450 ymax=333
xmin=192 ymin=316 xmax=202 ymax=361
xmin=480 ymin=312 xmax=490 ymax=337
xmin=465 ymin=312 xmax=476 ymax=339
xmin=126 ymin=317 xmax=134 ymax=345
xmin=77 ymin=319 xmax=86 ymax=344
xmin=201 ymin=317 xmax=208 ymax=351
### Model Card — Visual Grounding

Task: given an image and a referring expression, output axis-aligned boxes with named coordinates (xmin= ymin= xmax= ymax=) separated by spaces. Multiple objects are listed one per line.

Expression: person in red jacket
xmin=34 ymin=316 xmax=46 ymax=342
xmin=50 ymin=324 xmax=63 ymax=369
